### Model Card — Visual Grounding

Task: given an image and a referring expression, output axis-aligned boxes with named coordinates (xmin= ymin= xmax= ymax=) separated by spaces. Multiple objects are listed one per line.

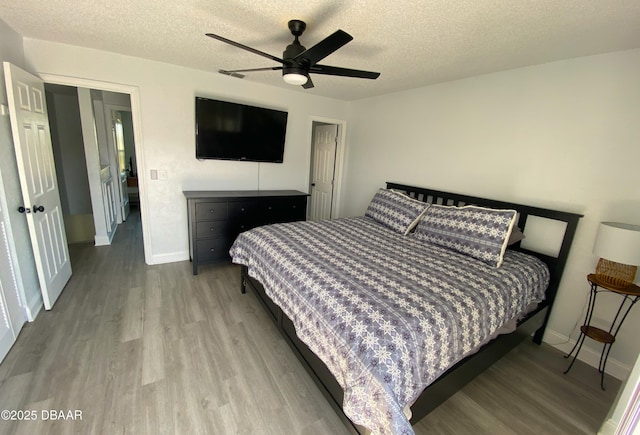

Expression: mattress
xmin=230 ymin=217 xmax=549 ymax=434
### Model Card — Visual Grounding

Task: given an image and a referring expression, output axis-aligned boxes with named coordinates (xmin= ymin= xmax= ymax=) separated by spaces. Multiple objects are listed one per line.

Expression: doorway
xmin=45 ymin=85 xmax=140 ymax=246
xmin=308 ymin=118 xmax=346 ymax=221
xmin=40 ymin=74 xmax=150 ymax=264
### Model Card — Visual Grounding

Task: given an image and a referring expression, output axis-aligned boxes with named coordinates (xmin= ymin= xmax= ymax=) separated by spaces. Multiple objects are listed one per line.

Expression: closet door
xmin=0 ymin=172 xmax=27 ymax=363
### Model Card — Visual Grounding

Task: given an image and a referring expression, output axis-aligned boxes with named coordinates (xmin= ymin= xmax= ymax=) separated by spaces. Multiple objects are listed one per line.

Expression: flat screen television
xmin=195 ymin=97 xmax=288 ymax=163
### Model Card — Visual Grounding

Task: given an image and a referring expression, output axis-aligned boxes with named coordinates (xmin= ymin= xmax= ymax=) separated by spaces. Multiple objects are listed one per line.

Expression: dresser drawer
xmin=196 ymin=238 xmax=232 ymax=262
xmin=233 ymin=221 xmax=260 ymax=234
xmin=196 ymin=221 xmax=233 ymax=238
xmin=195 ymin=202 xmax=228 ymax=221
xmin=228 ymin=201 xmax=259 ymax=221
xmin=261 ymin=197 xmax=307 ymax=223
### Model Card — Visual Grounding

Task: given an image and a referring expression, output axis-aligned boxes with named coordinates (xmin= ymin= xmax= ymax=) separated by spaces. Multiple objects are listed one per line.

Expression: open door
xmin=3 ymin=62 xmax=72 ymax=310
xmin=111 ymin=109 xmax=130 ymax=221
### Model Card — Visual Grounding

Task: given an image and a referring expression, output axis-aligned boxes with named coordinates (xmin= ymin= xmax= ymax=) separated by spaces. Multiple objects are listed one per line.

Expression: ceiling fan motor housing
xmin=282 ymin=65 xmax=308 ymax=78
xmin=283 ymin=32 xmax=308 ymax=79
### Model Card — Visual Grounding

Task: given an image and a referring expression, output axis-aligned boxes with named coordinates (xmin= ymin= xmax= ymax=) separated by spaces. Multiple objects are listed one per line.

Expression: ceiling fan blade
xmin=218 ymin=70 xmax=245 ymax=78
xmin=294 ymin=30 xmax=353 ymax=66
xmin=302 ymin=77 xmax=314 ymax=89
xmin=206 ymin=33 xmax=284 ymax=64
xmin=310 ymin=64 xmax=380 ymax=79
xmin=220 ymin=66 xmax=283 ymax=73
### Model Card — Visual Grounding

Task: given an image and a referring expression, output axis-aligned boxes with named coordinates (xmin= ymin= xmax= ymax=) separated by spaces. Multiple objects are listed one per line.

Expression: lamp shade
xmin=593 ymin=222 xmax=640 ymax=266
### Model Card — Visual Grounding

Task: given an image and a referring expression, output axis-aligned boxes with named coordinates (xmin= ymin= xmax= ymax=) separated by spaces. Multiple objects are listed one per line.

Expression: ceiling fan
xmin=206 ymin=19 xmax=380 ymax=89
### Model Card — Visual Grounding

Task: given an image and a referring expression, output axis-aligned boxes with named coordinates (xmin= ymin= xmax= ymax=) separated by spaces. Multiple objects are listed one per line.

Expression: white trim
xmin=307 ymin=116 xmax=347 ymax=219
xmin=617 ymin=384 xmax=640 ymax=435
xmin=545 ymin=328 xmax=631 ymax=380
xmin=150 ymin=251 xmax=189 ymax=265
xmin=25 ymin=290 xmax=43 ymax=322
xmin=599 ymin=419 xmax=617 ymax=435
xmin=38 ymin=73 xmax=152 ymax=265
xmin=94 ymin=235 xmax=111 ymax=246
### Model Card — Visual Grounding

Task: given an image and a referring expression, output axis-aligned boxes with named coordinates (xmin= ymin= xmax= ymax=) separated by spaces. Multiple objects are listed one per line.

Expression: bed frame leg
xmin=532 ymin=307 xmax=552 ymax=344
xmin=240 ymin=266 xmax=247 ymax=294
xmin=532 ymin=330 xmax=543 ymax=344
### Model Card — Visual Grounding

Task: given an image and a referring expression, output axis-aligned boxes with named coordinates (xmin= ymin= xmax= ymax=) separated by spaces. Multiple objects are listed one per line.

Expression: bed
xmin=229 ymin=182 xmax=582 ymax=434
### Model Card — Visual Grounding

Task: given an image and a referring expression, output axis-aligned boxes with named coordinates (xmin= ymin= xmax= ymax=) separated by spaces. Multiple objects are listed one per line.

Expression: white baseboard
xmin=597 ymin=418 xmax=617 ymax=435
xmin=94 ymin=234 xmax=111 ymax=246
xmin=25 ymin=291 xmax=43 ymax=322
xmin=544 ymin=329 xmax=630 ymax=381
xmin=148 ymin=251 xmax=189 ymax=265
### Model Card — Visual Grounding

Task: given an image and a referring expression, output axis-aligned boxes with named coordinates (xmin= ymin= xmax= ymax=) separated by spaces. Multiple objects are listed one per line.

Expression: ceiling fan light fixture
xmin=283 ymin=73 xmax=308 ymax=86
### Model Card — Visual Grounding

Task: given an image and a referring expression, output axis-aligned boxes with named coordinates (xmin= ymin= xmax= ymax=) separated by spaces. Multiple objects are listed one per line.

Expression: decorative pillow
xmin=414 ymin=204 xmax=517 ymax=267
xmin=365 ymin=188 xmax=429 ymax=235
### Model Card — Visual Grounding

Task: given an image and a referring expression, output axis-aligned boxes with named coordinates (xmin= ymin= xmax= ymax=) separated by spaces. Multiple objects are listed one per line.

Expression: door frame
xmin=307 ymin=116 xmax=347 ymax=219
xmin=39 ymin=74 xmax=150 ymax=264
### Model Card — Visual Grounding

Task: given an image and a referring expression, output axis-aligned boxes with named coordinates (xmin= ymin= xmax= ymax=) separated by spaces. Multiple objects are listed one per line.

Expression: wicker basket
xmin=595 ymin=258 xmax=637 ymax=289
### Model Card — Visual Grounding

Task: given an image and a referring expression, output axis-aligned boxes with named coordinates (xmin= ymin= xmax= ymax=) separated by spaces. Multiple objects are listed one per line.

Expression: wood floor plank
xmin=0 ymin=208 xmax=621 ymax=435
xmin=141 ymin=307 xmax=165 ymax=386
xmin=120 ymin=286 xmax=144 ymax=342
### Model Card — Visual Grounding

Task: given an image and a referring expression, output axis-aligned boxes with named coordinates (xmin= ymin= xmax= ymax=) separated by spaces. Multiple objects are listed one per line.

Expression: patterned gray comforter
xmin=230 ymin=217 xmax=549 ymax=434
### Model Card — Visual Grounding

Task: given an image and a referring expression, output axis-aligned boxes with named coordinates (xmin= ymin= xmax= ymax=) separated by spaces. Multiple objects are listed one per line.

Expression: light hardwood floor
xmin=0 ymin=209 xmax=620 ymax=434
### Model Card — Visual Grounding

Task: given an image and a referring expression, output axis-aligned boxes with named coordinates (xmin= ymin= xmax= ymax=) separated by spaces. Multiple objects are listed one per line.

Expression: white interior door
xmin=112 ymin=110 xmax=130 ymax=221
xmin=309 ymin=124 xmax=338 ymax=221
xmin=3 ymin=62 xmax=72 ymax=310
xmin=0 ymin=174 xmax=27 ymax=362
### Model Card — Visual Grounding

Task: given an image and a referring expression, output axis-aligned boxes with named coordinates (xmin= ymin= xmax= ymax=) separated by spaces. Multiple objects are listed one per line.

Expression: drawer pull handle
xmin=241 ymin=207 xmax=245 ymax=211
xmin=209 ymin=209 xmax=215 ymax=214
xmin=210 ymin=227 xmax=215 ymax=232
xmin=268 ymin=206 xmax=272 ymax=210
xmin=210 ymin=248 xmax=215 ymax=252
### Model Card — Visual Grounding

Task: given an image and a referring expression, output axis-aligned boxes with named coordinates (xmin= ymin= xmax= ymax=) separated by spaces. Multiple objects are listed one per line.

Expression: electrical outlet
xmin=150 ymin=169 xmax=158 ymax=180
xmin=158 ymin=169 xmax=168 ymax=180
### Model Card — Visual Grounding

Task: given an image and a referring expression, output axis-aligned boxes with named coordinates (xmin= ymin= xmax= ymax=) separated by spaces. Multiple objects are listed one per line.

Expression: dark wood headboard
xmin=386 ymin=182 xmax=583 ymax=343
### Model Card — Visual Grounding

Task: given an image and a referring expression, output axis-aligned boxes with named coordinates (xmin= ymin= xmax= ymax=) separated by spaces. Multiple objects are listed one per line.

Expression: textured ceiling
xmin=1 ymin=0 xmax=639 ymax=101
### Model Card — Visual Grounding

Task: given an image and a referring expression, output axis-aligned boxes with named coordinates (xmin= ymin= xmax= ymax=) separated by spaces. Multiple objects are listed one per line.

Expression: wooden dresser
xmin=184 ymin=190 xmax=309 ymax=274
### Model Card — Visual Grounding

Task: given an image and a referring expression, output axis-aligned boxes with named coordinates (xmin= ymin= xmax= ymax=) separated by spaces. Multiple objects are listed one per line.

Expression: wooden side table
xmin=564 ymin=274 xmax=640 ymax=389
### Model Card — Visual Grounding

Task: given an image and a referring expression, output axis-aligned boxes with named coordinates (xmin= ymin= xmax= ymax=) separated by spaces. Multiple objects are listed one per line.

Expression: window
xmin=113 ymin=111 xmax=126 ymax=172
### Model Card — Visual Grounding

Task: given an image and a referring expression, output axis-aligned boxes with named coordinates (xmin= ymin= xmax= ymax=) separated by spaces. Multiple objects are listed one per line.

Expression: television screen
xmin=195 ymin=97 xmax=288 ymax=163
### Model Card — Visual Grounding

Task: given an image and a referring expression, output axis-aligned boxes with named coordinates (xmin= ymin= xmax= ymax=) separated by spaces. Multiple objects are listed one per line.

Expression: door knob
xmin=32 ymin=205 xmax=45 ymax=213
xmin=311 ymin=183 xmax=316 ymax=186
xmin=18 ymin=206 xmax=30 ymax=214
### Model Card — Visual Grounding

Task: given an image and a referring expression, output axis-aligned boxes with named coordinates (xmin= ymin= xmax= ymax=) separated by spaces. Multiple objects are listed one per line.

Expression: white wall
xmin=22 ymin=38 xmax=349 ymax=264
xmin=343 ymin=48 xmax=640 ymax=376
xmin=0 ymin=19 xmax=42 ymax=317
xmin=46 ymin=88 xmax=92 ymax=215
